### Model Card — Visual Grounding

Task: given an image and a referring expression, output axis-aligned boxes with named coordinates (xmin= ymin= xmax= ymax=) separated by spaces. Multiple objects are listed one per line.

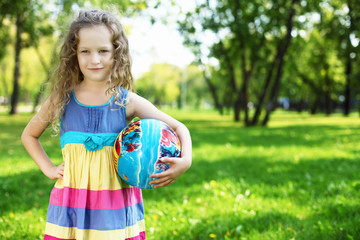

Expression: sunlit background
xmin=0 ymin=0 xmax=359 ymax=239
xmin=1 ymin=0 xmax=359 ymax=124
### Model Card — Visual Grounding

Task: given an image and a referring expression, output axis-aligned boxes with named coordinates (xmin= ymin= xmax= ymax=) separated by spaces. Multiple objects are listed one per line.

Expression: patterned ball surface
xmin=113 ymin=119 xmax=181 ymax=189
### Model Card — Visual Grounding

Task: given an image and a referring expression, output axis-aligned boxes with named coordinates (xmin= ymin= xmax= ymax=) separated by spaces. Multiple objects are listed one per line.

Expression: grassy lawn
xmin=0 ymin=110 xmax=359 ymax=240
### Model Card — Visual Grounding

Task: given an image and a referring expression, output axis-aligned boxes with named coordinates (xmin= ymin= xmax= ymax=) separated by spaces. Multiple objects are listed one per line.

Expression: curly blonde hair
xmin=48 ymin=9 xmax=134 ymax=131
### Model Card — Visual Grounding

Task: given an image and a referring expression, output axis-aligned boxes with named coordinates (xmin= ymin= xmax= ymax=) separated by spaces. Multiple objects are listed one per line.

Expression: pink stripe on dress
xmin=44 ymin=235 xmax=76 ymax=240
xmin=49 ymin=187 xmax=143 ymax=210
xmin=126 ymin=231 xmax=146 ymax=240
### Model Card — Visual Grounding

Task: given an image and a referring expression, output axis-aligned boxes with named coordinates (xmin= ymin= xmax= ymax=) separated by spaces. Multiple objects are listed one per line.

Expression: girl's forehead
xmin=77 ymin=25 xmax=113 ymax=47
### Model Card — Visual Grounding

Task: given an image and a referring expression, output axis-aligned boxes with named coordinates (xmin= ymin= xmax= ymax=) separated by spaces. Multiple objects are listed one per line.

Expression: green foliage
xmin=89 ymin=0 xmax=148 ymax=15
xmin=0 ymin=21 xmax=11 ymax=60
xmin=183 ymin=64 xmax=210 ymax=108
xmin=176 ymin=0 xmax=360 ymax=119
xmin=136 ymin=63 xmax=210 ymax=108
xmin=1 ymin=110 xmax=360 ymax=239
xmin=178 ymin=0 xmax=304 ymax=122
xmin=283 ymin=29 xmax=345 ymax=103
xmin=0 ymin=37 xmax=55 ymax=101
xmin=0 ymin=0 xmax=55 ymax=48
xmin=0 ymin=0 xmax=154 ymax=107
xmin=1 ymin=0 xmax=359 ymax=118
xmin=280 ymin=0 xmax=360 ymax=114
xmin=136 ymin=63 xmax=181 ymax=105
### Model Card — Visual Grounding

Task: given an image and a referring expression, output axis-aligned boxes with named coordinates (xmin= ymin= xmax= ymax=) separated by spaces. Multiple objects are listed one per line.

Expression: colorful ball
xmin=113 ymin=119 xmax=181 ymax=189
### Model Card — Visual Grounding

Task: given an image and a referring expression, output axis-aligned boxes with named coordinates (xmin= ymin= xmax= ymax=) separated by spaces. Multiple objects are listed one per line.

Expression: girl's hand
xmin=46 ymin=162 xmax=65 ymax=180
xmin=149 ymin=157 xmax=191 ymax=188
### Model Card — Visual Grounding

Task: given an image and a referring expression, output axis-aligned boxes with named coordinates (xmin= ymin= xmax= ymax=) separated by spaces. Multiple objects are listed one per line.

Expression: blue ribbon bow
xmin=84 ymin=136 xmax=104 ymax=151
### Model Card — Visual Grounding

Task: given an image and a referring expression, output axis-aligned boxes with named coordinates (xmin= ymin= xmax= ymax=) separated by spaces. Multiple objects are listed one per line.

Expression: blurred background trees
xmin=0 ymin=0 xmax=147 ymax=114
xmin=0 ymin=0 xmax=359 ymax=126
xmin=177 ymin=0 xmax=359 ymax=125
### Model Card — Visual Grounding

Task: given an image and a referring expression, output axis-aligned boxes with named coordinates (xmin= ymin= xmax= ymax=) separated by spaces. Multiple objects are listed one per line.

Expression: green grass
xmin=0 ymin=110 xmax=359 ymax=240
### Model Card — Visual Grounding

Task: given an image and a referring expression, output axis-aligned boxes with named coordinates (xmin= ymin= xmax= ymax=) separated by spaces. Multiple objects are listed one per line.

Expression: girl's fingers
xmin=149 ymin=171 xmax=168 ymax=179
xmin=149 ymin=176 xmax=170 ymax=185
xmin=57 ymin=163 xmax=65 ymax=179
xmin=159 ymin=157 xmax=177 ymax=164
xmin=154 ymin=179 xmax=174 ymax=188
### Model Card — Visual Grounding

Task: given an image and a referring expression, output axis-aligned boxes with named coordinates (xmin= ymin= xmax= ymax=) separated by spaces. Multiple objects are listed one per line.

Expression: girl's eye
xmin=80 ymin=50 xmax=89 ymax=53
xmin=99 ymin=50 xmax=109 ymax=53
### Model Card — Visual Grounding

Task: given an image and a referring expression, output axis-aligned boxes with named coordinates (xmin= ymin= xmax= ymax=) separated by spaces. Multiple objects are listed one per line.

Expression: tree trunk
xmin=310 ymin=97 xmax=320 ymax=114
xmin=296 ymin=99 xmax=306 ymax=112
xmin=218 ymin=40 xmax=238 ymax=120
xmin=10 ymin=15 xmax=23 ymax=115
xmin=234 ymin=97 xmax=241 ymax=122
xmin=261 ymin=55 xmax=286 ymax=126
xmin=297 ymin=72 xmax=325 ymax=114
xmin=251 ymin=59 xmax=277 ymax=125
xmin=239 ymin=38 xmax=260 ymax=126
xmin=343 ymin=0 xmax=354 ymax=116
xmin=324 ymin=67 xmax=332 ymax=115
xmin=240 ymin=80 xmax=249 ymax=124
xmin=203 ymin=71 xmax=223 ymax=115
xmin=250 ymin=33 xmax=283 ymax=126
xmin=343 ymin=54 xmax=351 ymax=116
xmin=261 ymin=0 xmax=299 ymax=126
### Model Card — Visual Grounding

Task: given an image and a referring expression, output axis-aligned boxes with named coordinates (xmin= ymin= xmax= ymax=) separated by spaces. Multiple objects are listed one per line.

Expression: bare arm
xmin=21 ymin=97 xmax=64 ymax=180
xmin=126 ymin=92 xmax=192 ymax=188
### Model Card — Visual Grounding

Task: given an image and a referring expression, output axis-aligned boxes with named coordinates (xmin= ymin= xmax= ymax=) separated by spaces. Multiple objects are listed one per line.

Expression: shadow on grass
xmin=144 ymin=153 xmax=360 ymax=201
xmin=1 ymin=113 xmax=359 ymax=239
xmin=156 ymin=210 xmax=301 ymax=240
xmin=2 ymin=152 xmax=358 ymax=238
xmin=0 ymin=169 xmax=53 ymax=216
xmin=309 ymin=202 xmax=360 ymax=239
xmin=143 ymin=153 xmax=360 ymax=239
xmin=154 ymin=203 xmax=360 ymax=240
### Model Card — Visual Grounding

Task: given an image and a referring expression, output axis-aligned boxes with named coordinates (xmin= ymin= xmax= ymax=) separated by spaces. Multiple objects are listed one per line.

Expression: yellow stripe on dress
xmin=45 ymin=220 xmax=145 ymax=240
xmin=56 ymin=144 xmax=132 ymax=191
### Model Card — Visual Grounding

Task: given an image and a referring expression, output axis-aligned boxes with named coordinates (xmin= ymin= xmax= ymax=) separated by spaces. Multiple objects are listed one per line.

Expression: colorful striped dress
xmin=44 ymin=88 xmax=145 ymax=240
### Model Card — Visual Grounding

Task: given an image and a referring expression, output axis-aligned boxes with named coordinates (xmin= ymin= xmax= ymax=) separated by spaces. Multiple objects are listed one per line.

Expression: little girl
xmin=21 ymin=9 xmax=192 ymax=240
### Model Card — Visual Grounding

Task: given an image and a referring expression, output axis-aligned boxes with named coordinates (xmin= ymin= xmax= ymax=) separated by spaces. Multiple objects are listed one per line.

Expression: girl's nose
xmin=91 ymin=53 xmax=101 ymax=64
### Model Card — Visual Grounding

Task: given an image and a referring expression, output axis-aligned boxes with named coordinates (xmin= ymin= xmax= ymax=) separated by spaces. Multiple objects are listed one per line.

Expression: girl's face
xmin=77 ymin=25 xmax=114 ymax=84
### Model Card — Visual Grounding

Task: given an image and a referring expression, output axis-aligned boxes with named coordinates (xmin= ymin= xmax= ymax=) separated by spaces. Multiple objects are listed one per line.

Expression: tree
xmin=178 ymin=0 xmax=300 ymax=125
xmin=0 ymin=0 xmax=55 ymax=114
xmin=254 ymin=0 xmax=300 ymax=125
xmin=0 ymin=0 xmax=150 ymax=114
xmin=327 ymin=0 xmax=360 ymax=115
xmin=280 ymin=0 xmax=359 ymax=115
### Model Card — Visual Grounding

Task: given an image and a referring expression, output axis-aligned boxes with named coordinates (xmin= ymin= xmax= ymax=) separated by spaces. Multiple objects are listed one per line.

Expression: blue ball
xmin=113 ymin=119 xmax=181 ymax=189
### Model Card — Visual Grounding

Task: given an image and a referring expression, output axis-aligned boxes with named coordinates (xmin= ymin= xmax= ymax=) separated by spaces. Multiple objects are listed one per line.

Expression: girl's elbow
xmin=21 ymin=129 xmax=35 ymax=146
xmin=21 ymin=130 xmax=28 ymax=146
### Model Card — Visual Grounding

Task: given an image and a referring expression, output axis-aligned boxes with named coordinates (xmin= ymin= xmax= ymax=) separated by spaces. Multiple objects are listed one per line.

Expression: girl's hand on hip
xmin=46 ymin=162 xmax=65 ymax=180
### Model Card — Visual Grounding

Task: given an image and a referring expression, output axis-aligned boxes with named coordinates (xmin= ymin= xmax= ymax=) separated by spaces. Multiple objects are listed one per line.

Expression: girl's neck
xmin=78 ymin=79 xmax=108 ymax=91
xmin=73 ymin=81 xmax=112 ymax=106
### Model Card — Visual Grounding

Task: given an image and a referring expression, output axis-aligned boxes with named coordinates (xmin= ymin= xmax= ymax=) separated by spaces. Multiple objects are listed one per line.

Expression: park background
xmin=0 ymin=0 xmax=359 ymax=239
